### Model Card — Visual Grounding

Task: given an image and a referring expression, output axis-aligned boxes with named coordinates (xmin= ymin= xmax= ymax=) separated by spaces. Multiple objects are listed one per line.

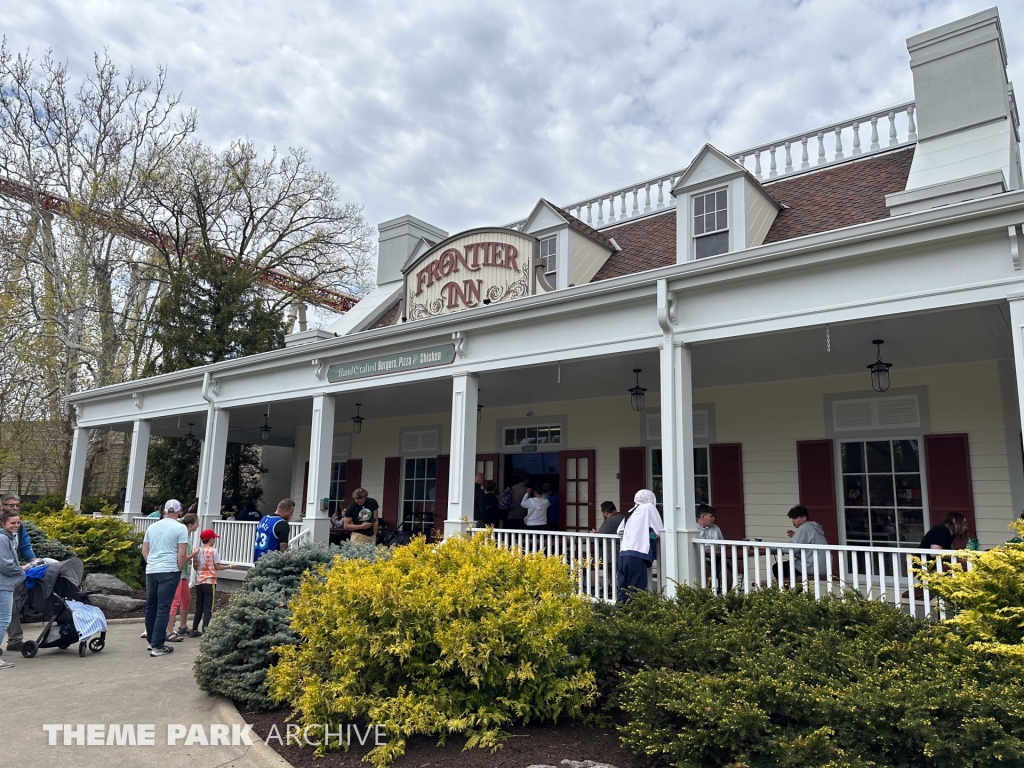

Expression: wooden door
xmin=475 ymin=453 xmax=499 ymax=483
xmin=560 ymin=450 xmax=596 ymax=531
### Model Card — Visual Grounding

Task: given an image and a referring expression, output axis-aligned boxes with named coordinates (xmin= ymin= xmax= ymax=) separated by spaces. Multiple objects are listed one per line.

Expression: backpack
xmin=498 ymin=487 xmax=514 ymax=516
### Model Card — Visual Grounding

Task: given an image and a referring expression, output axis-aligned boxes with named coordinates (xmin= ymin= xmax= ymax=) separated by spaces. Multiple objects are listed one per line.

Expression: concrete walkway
xmin=1 ymin=620 xmax=287 ymax=768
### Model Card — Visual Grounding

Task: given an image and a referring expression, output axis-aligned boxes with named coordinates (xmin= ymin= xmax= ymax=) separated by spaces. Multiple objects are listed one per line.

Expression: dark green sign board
xmin=327 ymin=344 xmax=457 ymax=383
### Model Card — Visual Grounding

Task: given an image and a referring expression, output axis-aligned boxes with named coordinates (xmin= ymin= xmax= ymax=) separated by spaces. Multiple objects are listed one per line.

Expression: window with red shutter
xmin=709 ymin=443 xmax=745 ymax=540
xmin=433 ymin=455 xmax=450 ymax=535
xmin=923 ymin=433 xmax=975 ymax=545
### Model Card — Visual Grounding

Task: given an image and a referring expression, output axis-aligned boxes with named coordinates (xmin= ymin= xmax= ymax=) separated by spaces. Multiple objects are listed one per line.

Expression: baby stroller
xmin=14 ymin=557 xmax=107 ymax=659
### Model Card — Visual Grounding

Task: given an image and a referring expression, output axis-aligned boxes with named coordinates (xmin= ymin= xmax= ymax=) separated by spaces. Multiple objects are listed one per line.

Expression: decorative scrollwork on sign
xmin=312 ymin=358 xmax=325 ymax=381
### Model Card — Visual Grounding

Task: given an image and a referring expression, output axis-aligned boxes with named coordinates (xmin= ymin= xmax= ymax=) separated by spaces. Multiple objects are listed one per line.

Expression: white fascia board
xmin=323 ymin=280 xmax=402 ymax=335
xmin=67 ymin=188 xmax=1024 ymax=405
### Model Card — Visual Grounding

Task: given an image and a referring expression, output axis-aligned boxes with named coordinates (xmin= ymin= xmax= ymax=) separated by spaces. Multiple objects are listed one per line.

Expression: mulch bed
xmin=101 ymin=587 xmax=233 ymax=620
xmin=243 ymin=708 xmax=655 ymax=768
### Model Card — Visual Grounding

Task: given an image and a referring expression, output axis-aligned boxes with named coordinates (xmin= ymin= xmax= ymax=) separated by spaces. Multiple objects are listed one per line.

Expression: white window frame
xmin=833 ymin=435 xmax=930 ymax=548
xmin=400 ymin=455 xmax=438 ymax=534
xmin=495 ymin=415 xmax=568 ymax=454
xmin=692 ymin=187 xmax=729 ymax=260
xmin=540 ymin=235 xmax=557 ymax=276
xmin=649 ymin=444 xmax=711 ymax=513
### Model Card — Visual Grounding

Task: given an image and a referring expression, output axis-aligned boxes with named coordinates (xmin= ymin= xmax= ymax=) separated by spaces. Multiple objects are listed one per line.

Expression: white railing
xmin=210 ymin=519 xmax=306 ymax=567
xmin=695 ymin=538 xmax=972 ymax=619
xmin=130 ymin=516 xmax=159 ymax=536
xmin=506 ymin=101 xmax=916 ymax=231
xmin=472 ymin=528 xmax=639 ymax=603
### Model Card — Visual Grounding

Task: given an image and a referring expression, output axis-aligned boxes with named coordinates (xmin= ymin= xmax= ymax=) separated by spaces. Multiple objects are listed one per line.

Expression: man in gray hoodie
xmin=0 ymin=508 xmax=28 ymax=668
xmin=777 ymin=505 xmax=828 ymax=584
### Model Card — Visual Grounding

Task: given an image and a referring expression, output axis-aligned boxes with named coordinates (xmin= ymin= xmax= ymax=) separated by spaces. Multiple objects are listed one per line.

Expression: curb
xmin=212 ymin=696 xmax=292 ymax=768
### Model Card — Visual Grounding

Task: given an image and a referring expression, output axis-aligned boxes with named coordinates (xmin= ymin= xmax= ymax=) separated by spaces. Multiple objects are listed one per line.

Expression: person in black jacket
xmin=473 ymin=472 xmax=486 ymax=525
xmin=479 ymin=481 xmax=501 ymax=527
xmin=920 ymin=512 xmax=968 ymax=550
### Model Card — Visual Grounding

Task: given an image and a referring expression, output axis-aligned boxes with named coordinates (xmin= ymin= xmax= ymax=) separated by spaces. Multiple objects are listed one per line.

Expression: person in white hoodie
xmin=777 ymin=505 xmax=828 ymax=583
xmin=616 ymin=489 xmax=664 ymax=603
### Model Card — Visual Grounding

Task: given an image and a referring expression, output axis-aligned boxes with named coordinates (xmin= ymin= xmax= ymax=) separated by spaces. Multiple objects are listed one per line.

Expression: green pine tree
xmin=144 ymin=254 xmax=287 ymax=504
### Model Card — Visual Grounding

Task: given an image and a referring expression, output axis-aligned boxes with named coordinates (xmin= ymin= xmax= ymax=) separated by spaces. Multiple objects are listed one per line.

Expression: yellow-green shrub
xmin=917 ymin=520 xmax=1024 ymax=658
xmin=268 ymin=532 xmax=596 ymax=767
xmin=30 ymin=507 xmax=143 ymax=586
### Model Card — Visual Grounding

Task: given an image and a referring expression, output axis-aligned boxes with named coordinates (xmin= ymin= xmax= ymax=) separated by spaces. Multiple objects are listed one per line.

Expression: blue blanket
xmin=22 ymin=564 xmax=49 ymax=591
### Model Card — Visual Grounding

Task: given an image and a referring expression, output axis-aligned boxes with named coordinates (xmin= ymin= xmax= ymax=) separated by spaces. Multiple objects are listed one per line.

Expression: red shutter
xmin=796 ymin=440 xmax=839 ymax=544
xmin=433 ymin=455 xmax=450 ymax=537
xmin=343 ymin=459 xmax=362 ymax=507
xmin=924 ymin=433 xmax=975 ymax=544
xmin=619 ymin=447 xmax=647 ymax=516
xmin=382 ymin=457 xmax=401 ymax=531
xmin=709 ymin=443 xmax=745 ymax=540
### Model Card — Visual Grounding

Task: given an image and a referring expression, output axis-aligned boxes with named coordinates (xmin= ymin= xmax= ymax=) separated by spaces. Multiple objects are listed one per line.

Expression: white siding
xmin=744 ymin=177 xmax=778 ymax=249
xmin=569 ymin=233 xmax=613 ymax=286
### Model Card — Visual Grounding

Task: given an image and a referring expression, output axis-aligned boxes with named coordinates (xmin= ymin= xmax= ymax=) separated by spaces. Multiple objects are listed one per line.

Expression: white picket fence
xmin=129 ymin=516 xmax=306 ymax=567
xmin=471 ymin=528 xmax=636 ymax=603
xmin=696 ymin=539 xmax=974 ymax=619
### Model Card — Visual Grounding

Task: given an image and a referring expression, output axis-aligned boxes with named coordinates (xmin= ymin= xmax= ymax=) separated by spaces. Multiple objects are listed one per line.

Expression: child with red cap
xmin=186 ymin=528 xmax=236 ymax=637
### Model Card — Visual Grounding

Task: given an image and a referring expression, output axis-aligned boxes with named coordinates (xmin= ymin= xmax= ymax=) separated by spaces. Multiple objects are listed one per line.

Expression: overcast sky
xmin=5 ymin=1 xmax=1022 ymax=239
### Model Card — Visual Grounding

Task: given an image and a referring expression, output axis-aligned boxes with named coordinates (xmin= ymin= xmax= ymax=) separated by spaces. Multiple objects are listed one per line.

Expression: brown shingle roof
xmin=591 ymin=210 xmax=676 ymax=281
xmin=589 ymin=146 xmax=915 ymax=282
xmin=762 ymin=146 xmax=914 ymax=243
xmin=367 ymin=299 xmax=401 ymax=329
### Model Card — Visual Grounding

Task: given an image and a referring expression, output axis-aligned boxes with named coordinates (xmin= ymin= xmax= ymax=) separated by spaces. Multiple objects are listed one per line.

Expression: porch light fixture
xmin=868 ymin=340 xmax=892 ymax=393
xmin=183 ymin=423 xmax=198 ymax=449
xmin=477 ymin=402 xmax=483 ymax=424
xmin=260 ymin=405 xmax=272 ymax=442
xmin=629 ymin=369 xmax=647 ymax=412
xmin=351 ymin=403 xmax=364 ymax=435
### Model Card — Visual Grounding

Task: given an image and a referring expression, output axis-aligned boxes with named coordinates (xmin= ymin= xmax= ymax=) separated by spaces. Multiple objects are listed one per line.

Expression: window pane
xmin=695 ymin=231 xmax=729 ymax=259
xmin=405 ymin=458 xmax=415 ymax=477
xmin=694 ymin=196 xmax=704 ymax=215
xmin=515 ymin=428 xmax=526 ymax=444
xmin=425 ymin=479 xmax=436 ymax=498
xmin=694 ymin=216 xmax=705 ymax=235
xmin=841 ymin=442 xmax=864 ymax=474
xmin=694 ymin=447 xmax=708 ymax=475
xmin=426 ymin=458 xmax=436 ymax=477
xmin=868 ymin=475 xmax=895 ymax=507
xmin=652 ymin=448 xmax=663 ymax=476
xmin=717 ymin=210 xmax=728 ymax=230
xmin=895 ymin=474 xmax=922 ymax=507
xmin=870 ymin=509 xmax=897 ymax=542
xmin=865 ymin=441 xmax=892 ymax=473
xmin=716 ymin=189 xmax=727 ymax=210
xmin=550 ymin=427 xmax=561 ymax=444
xmin=504 ymin=429 xmax=515 ymax=446
xmin=843 ymin=475 xmax=866 ymax=506
xmin=695 ymin=477 xmax=710 ymax=506
xmin=898 ymin=508 xmax=925 ymax=543
xmin=845 ymin=508 xmax=869 ymax=541
xmin=892 ymin=440 xmax=920 ymax=472
xmin=404 ymin=479 xmax=414 ymax=498
xmin=705 ymin=213 xmax=716 ymax=232
xmin=526 ymin=427 xmax=538 ymax=443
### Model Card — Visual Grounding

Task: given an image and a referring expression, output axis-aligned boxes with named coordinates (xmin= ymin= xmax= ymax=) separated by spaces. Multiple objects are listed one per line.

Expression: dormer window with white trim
xmin=540 ymin=235 xmax=557 ymax=276
xmin=693 ymin=188 xmax=729 ymax=259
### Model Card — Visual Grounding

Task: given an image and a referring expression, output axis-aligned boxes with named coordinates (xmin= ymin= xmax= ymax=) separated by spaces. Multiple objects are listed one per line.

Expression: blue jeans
xmin=0 ymin=590 xmax=13 ymax=646
xmin=145 ymin=571 xmax=181 ymax=649
xmin=616 ymin=555 xmax=650 ymax=603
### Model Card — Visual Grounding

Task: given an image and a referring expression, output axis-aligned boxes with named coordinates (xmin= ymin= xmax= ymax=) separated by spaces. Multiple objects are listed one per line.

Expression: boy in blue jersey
xmin=254 ymin=499 xmax=295 ymax=562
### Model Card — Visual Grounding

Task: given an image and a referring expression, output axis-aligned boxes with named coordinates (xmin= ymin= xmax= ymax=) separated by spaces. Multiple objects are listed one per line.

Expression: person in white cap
xmin=616 ymin=489 xmax=664 ymax=602
xmin=140 ymin=499 xmax=188 ymax=657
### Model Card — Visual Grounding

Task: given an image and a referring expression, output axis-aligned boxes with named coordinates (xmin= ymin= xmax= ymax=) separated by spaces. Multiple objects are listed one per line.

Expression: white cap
xmin=164 ymin=499 xmax=182 ymax=514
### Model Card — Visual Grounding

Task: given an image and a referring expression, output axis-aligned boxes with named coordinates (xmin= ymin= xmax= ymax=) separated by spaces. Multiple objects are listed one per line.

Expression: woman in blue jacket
xmin=1 ymin=494 xmax=34 ymax=653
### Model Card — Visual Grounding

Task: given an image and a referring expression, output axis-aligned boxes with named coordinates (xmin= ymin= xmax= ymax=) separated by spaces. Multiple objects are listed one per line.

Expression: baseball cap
xmin=200 ymin=529 xmax=220 ymax=540
xmin=164 ymin=499 xmax=182 ymax=513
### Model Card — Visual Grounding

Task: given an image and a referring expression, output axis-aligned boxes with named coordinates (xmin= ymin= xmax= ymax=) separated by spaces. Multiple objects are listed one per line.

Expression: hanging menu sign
xmin=327 ymin=344 xmax=457 ymax=383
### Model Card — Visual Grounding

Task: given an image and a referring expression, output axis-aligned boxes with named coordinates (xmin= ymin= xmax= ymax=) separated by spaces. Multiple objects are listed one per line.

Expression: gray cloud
xmin=4 ymin=0 xmax=1021 ymax=237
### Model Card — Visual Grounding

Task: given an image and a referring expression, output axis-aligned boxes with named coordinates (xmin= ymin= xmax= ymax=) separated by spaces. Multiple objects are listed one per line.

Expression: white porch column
xmin=444 ymin=373 xmax=479 ymax=538
xmin=65 ymin=425 xmax=90 ymax=510
xmin=1009 ymin=297 xmax=1024 ymax=437
xmin=659 ymin=338 xmax=698 ymax=594
xmin=197 ymin=408 xmax=230 ymax=530
xmin=304 ymin=393 xmax=335 ymax=543
xmin=123 ymin=419 xmax=152 ymax=516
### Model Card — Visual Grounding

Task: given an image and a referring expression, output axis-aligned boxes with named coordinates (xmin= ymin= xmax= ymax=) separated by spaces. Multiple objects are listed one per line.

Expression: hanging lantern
xmin=351 ymin=403 xmax=364 ymax=435
xmin=867 ymin=339 xmax=892 ymax=393
xmin=260 ymin=405 xmax=272 ymax=442
xmin=477 ymin=402 xmax=483 ymax=424
xmin=628 ymin=369 xmax=647 ymax=412
xmin=183 ymin=423 xmax=198 ymax=449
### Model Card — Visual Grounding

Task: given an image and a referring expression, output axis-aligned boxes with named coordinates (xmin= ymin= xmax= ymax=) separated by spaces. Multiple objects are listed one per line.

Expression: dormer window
xmin=540 ymin=235 xmax=557 ymax=275
xmin=693 ymin=188 xmax=729 ymax=259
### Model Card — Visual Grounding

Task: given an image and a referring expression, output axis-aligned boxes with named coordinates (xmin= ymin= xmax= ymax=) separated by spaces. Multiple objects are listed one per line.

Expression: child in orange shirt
xmin=187 ymin=529 xmax=235 ymax=637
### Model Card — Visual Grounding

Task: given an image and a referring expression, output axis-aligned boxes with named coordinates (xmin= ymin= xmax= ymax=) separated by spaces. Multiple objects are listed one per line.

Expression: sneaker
xmin=0 ymin=659 xmax=14 ymax=669
xmin=6 ymin=642 xmax=22 ymax=652
xmin=146 ymin=645 xmax=152 ymax=651
xmin=150 ymin=646 xmax=174 ymax=657
xmin=188 ymin=630 xmax=202 ymax=638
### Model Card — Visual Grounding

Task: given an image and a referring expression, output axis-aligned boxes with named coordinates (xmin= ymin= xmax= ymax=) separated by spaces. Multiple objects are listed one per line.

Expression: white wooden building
xmin=68 ymin=9 xmax=1022 ymax=604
